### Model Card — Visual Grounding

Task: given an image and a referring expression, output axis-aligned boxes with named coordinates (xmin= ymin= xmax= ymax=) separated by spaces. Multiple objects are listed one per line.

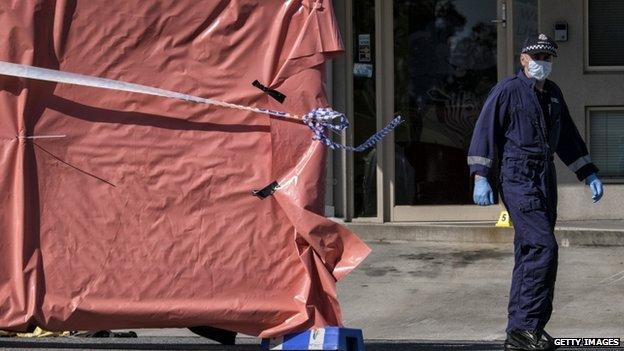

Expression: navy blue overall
xmin=467 ymin=70 xmax=598 ymax=332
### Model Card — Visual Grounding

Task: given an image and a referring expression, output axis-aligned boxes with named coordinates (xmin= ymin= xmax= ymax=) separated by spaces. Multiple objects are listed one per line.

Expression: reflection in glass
xmin=514 ymin=0 xmax=538 ymax=69
xmin=394 ymin=0 xmax=498 ymax=205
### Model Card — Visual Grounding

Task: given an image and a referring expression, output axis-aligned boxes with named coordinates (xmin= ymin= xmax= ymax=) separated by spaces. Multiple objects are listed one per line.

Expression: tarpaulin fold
xmin=0 ymin=0 xmax=370 ymax=338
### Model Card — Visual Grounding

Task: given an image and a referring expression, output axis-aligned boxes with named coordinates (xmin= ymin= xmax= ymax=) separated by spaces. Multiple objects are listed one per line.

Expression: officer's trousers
xmin=500 ymin=156 xmax=558 ymax=333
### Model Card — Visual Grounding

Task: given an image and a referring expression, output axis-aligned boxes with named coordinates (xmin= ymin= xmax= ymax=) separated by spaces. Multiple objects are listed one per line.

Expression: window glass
xmin=588 ymin=0 xmax=624 ymax=67
xmin=590 ymin=110 xmax=624 ymax=178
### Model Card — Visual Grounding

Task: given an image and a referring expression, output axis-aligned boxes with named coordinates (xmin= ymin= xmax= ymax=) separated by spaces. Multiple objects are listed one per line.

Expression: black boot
xmin=188 ymin=326 xmax=237 ymax=345
xmin=504 ymin=329 xmax=555 ymax=351
xmin=541 ymin=330 xmax=554 ymax=345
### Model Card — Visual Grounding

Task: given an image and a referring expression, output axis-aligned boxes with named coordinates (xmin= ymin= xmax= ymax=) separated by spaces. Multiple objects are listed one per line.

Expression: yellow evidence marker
xmin=496 ymin=210 xmax=513 ymax=227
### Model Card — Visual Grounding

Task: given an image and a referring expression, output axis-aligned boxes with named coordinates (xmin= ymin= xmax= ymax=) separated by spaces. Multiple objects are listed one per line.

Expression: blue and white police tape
xmin=303 ymin=108 xmax=404 ymax=152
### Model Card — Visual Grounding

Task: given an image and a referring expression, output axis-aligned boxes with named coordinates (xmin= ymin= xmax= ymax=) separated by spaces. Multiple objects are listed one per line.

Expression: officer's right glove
xmin=473 ymin=176 xmax=495 ymax=206
xmin=585 ymin=173 xmax=604 ymax=203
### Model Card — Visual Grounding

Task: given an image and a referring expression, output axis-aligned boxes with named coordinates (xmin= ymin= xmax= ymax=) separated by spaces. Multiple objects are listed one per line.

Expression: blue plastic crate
xmin=261 ymin=327 xmax=364 ymax=351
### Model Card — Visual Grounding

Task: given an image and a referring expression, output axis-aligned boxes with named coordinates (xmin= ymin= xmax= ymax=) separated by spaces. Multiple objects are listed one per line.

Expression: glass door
xmin=352 ymin=0 xmax=378 ymax=218
xmin=391 ymin=0 xmax=509 ymax=221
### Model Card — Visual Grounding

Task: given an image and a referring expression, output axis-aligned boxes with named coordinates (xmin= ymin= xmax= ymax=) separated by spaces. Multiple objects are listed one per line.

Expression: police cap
xmin=521 ymin=33 xmax=558 ymax=57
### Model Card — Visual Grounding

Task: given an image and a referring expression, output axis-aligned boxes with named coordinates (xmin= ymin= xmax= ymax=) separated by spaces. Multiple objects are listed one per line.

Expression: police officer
xmin=467 ymin=34 xmax=604 ymax=351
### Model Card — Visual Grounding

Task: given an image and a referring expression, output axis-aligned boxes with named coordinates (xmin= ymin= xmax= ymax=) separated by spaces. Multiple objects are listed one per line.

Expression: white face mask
xmin=526 ymin=59 xmax=552 ymax=81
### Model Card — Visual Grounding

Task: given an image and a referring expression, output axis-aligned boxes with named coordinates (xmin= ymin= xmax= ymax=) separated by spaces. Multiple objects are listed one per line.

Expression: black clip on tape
xmin=252 ymin=181 xmax=280 ymax=199
xmin=252 ymin=80 xmax=286 ymax=103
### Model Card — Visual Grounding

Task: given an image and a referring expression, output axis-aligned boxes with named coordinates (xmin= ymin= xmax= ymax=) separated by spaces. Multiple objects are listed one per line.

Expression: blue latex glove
xmin=473 ymin=176 xmax=495 ymax=206
xmin=585 ymin=173 xmax=604 ymax=203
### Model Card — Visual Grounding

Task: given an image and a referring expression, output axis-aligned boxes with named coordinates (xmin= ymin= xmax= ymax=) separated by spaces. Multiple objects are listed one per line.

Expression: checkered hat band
xmin=522 ymin=44 xmax=557 ymax=54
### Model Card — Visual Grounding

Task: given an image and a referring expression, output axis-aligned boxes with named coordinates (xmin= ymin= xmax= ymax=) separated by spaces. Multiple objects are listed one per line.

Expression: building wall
xmin=541 ymin=0 xmax=624 ymax=220
xmin=328 ymin=0 xmax=623 ymax=221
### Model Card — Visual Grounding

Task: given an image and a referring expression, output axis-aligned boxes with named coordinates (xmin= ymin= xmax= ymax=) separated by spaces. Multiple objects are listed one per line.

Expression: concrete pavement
xmin=338 ymin=241 xmax=624 ymax=340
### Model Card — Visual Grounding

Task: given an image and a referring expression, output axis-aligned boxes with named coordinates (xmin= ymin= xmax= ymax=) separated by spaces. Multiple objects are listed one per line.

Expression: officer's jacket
xmin=467 ymin=70 xmax=598 ymax=182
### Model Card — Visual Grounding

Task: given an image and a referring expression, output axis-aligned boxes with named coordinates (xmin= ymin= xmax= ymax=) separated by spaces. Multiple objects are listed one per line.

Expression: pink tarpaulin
xmin=0 ymin=0 xmax=370 ymax=337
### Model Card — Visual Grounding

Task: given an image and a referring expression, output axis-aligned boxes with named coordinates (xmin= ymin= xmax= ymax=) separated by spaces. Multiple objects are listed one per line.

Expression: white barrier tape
xmin=17 ymin=135 xmax=67 ymax=139
xmin=0 ymin=60 xmax=302 ymax=121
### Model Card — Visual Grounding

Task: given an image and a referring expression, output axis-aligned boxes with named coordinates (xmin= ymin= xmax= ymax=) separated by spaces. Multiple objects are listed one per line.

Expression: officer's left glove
xmin=473 ymin=176 xmax=495 ymax=206
xmin=585 ymin=173 xmax=604 ymax=203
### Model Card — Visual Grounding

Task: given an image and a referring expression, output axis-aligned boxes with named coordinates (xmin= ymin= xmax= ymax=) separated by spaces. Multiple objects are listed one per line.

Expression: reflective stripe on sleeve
xmin=467 ymin=156 xmax=493 ymax=167
xmin=568 ymin=155 xmax=592 ymax=172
